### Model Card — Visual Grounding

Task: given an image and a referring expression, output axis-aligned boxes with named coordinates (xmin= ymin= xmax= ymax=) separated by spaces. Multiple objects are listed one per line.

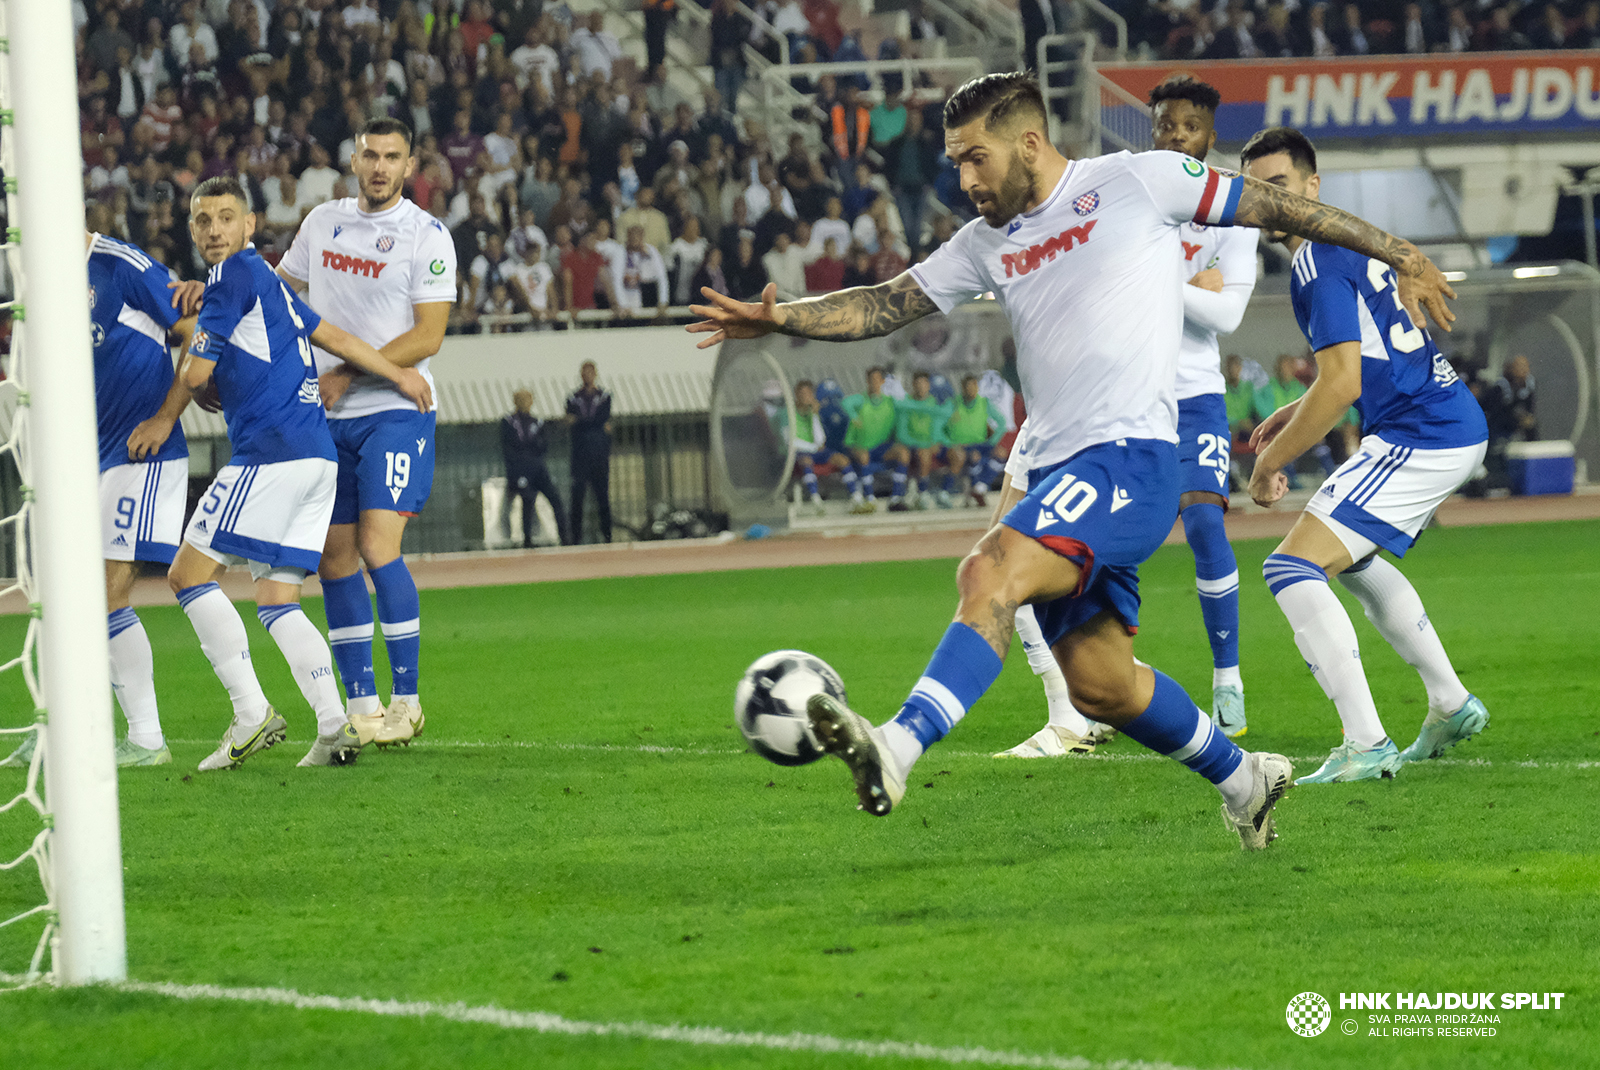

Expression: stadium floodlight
xmin=0 ymin=0 xmax=127 ymax=985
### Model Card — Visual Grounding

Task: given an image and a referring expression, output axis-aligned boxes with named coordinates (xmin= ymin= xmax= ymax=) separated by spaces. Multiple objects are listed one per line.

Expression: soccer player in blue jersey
xmin=0 ymin=233 xmax=200 ymax=771
xmin=692 ymin=73 xmax=1458 ymax=849
xmin=1242 ymin=128 xmax=1490 ymax=784
xmin=168 ymin=177 xmax=433 ymax=771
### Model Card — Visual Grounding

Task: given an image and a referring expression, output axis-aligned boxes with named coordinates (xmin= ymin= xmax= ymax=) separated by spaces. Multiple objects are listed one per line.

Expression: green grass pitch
xmin=0 ymin=520 xmax=1595 ymax=1069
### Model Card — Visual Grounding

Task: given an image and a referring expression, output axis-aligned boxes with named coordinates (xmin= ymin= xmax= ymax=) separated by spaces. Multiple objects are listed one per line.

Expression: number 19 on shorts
xmin=385 ymin=451 xmax=411 ymax=491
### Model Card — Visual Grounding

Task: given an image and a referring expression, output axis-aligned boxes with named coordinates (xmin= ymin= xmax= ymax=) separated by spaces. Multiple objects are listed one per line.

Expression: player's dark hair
xmin=912 ymin=370 xmax=931 ymax=383
xmin=359 ymin=117 xmax=414 ymax=152
xmin=866 ymin=365 xmax=886 ymax=379
xmin=943 ymin=72 xmax=1047 ymax=133
xmin=192 ymin=176 xmax=252 ymax=212
xmin=1240 ymin=126 xmax=1318 ymax=175
xmin=794 ymin=379 xmax=815 ymax=392
xmin=1148 ymin=76 xmax=1221 ymax=113
xmin=961 ymin=374 xmax=978 ymax=386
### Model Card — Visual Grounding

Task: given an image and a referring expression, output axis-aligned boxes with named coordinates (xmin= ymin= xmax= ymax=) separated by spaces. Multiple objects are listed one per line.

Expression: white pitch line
xmin=114 ymin=980 xmax=1232 ymax=1070
xmin=157 ymin=738 xmax=1600 ymax=770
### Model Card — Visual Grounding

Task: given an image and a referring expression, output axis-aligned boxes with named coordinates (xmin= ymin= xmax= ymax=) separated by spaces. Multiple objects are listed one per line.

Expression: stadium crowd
xmin=1093 ymin=0 xmax=1600 ymax=60
xmin=64 ymin=0 xmax=970 ymax=335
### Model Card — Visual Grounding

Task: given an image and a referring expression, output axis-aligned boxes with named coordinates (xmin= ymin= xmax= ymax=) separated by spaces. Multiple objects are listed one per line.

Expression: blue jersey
xmin=192 ymin=246 xmax=335 ymax=466
xmin=1290 ymin=242 xmax=1486 ymax=450
xmin=87 ymin=235 xmax=188 ymax=472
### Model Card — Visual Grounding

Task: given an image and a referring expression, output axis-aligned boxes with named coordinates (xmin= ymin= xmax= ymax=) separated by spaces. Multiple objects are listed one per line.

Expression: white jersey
xmin=280 ymin=196 xmax=457 ymax=420
xmin=1174 ymin=217 xmax=1258 ymax=400
xmin=910 ymin=150 xmax=1245 ymax=469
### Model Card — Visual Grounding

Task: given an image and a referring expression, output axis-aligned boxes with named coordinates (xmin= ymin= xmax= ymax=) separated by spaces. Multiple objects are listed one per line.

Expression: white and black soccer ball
xmin=734 ymin=650 xmax=847 ymax=766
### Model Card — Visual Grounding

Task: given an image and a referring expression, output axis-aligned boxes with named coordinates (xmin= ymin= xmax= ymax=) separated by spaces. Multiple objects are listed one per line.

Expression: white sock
xmin=1273 ymin=579 xmax=1388 ymax=748
xmin=1217 ymin=754 xmax=1256 ymax=810
xmin=179 ymin=584 xmax=269 ymax=725
xmin=108 ymin=610 xmax=164 ymax=748
xmin=1014 ymin=605 xmax=1094 ymax=736
xmin=258 ymin=604 xmax=347 ymax=736
xmin=347 ymin=695 xmax=382 ymax=717
xmin=1338 ymin=557 xmax=1470 ymax=719
xmin=878 ymin=719 xmax=922 ymax=779
xmin=1213 ymin=665 xmax=1242 ymax=691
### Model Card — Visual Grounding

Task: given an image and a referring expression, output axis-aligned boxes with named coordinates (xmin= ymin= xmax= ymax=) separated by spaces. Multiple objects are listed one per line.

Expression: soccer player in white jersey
xmin=1242 ymin=128 xmax=1490 ymax=784
xmin=0 ymin=234 xmax=201 ymax=771
xmin=996 ymin=76 xmax=1260 ymax=758
xmin=690 ymin=73 xmax=1458 ymax=850
xmin=170 ymin=177 xmax=433 ymax=771
xmin=278 ymin=119 xmax=456 ymax=749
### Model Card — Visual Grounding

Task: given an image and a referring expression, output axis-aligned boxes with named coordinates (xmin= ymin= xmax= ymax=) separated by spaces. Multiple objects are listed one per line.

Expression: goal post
xmin=7 ymin=0 xmax=127 ymax=984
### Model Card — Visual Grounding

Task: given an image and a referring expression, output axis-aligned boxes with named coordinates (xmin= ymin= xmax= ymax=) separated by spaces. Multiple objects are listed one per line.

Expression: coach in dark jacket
xmin=502 ymin=390 xmax=571 ymax=547
xmin=565 ymin=361 xmax=614 ymax=544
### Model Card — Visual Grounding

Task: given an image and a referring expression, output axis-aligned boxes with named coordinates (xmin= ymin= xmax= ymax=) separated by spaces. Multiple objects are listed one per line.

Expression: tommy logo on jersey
xmin=1000 ymin=220 xmax=1095 ymax=279
xmin=322 ymin=250 xmax=389 ymax=278
xmin=1072 ymin=190 xmax=1099 ymax=216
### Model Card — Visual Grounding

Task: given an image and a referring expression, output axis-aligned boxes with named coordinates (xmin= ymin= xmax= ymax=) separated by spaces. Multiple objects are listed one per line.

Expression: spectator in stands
xmin=727 ymin=232 xmax=770 ymax=299
xmin=614 ymin=224 xmax=670 ymax=317
xmin=692 ymin=245 xmax=731 ymax=298
xmin=669 ymin=215 xmax=709 ymax=305
xmin=469 ymin=232 xmax=515 ymax=312
xmin=643 ymin=0 xmax=676 ymax=73
xmin=811 ymin=195 xmax=852 ymax=257
xmin=566 ymin=361 xmax=615 ymax=544
xmin=805 ymin=236 xmax=846 ymax=294
xmin=298 ymin=141 xmax=340 ymax=206
xmin=710 ymin=0 xmax=750 ymax=112
xmin=827 ymin=83 xmax=870 ymax=197
xmin=762 ymin=231 xmax=808 ymax=299
xmin=1580 ymin=3 xmax=1600 ymax=49
xmin=616 ymin=186 xmax=673 ymax=258
xmin=453 ymin=192 xmax=505 ymax=270
xmin=1487 ymin=354 xmax=1539 ymax=442
xmin=562 ymin=228 xmax=614 ymax=313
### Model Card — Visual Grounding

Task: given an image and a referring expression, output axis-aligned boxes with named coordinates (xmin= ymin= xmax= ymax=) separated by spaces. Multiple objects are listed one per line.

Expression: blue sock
xmin=840 ymin=467 xmax=858 ymax=493
xmin=891 ymin=623 xmax=1004 ymax=750
xmin=916 ymin=475 xmax=928 ymax=493
xmin=981 ymin=456 xmax=1004 ymax=488
xmin=320 ymin=571 xmax=377 ymax=700
xmin=1120 ymin=669 xmax=1243 ymax=783
xmin=855 ymin=465 xmax=874 ymax=498
xmin=944 ymin=471 xmax=958 ymax=493
xmin=370 ymin=557 xmax=421 ymax=697
xmin=892 ymin=463 xmax=908 ymax=496
xmin=1183 ymin=503 xmax=1240 ymax=671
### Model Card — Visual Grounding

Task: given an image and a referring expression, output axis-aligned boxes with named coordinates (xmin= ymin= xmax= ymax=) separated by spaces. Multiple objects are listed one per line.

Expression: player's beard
xmin=973 ymin=153 xmax=1036 ymax=229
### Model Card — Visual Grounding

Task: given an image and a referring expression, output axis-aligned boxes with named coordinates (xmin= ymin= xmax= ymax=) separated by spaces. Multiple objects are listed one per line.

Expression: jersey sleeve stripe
xmin=1217 ymin=175 xmax=1243 ymax=227
xmin=1193 ymin=169 xmax=1220 ymax=225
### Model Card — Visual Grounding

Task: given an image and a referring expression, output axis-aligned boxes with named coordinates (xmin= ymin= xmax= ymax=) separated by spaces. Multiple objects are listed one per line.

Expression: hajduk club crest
xmin=1072 ymin=191 xmax=1100 ymax=217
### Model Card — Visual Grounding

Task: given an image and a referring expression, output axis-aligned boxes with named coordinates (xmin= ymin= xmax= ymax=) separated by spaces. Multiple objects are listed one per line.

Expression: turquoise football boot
xmin=1295 ymin=738 xmax=1403 ymax=785
xmin=1399 ymin=695 xmax=1489 ymax=764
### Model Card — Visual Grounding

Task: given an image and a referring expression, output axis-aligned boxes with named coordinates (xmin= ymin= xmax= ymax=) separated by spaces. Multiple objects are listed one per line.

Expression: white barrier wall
xmin=180 ymin=324 xmax=718 ymax=439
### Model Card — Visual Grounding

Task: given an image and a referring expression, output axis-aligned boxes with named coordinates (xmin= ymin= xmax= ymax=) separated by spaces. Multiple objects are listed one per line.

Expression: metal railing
xmin=758 ymin=56 xmax=987 ymax=102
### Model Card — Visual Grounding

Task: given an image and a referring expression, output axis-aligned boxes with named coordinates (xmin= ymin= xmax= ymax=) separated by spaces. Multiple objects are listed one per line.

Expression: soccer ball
xmin=734 ymin=650 xmax=847 ymax=766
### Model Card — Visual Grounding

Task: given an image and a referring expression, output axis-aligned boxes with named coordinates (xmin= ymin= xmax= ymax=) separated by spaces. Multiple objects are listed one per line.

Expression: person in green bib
xmin=790 ymin=379 xmax=858 ymax=512
xmin=885 ymin=371 xmax=949 ymax=510
xmin=841 ymin=366 xmax=898 ymax=513
xmin=938 ymin=373 xmax=1006 ymax=508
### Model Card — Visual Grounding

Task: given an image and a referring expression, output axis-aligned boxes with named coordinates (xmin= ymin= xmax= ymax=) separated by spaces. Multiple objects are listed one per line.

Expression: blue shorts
xmin=329 ymin=410 xmax=437 ymax=524
xmin=850 ymin=440 xmax=894 ymax=466
xmin=1176 ymin=393 xmax=1232 ymax=501
xmin=1001 ymin=438 xmax=1179 ymax=642
xmin=797 ymin=447 xmax=851 ymax=469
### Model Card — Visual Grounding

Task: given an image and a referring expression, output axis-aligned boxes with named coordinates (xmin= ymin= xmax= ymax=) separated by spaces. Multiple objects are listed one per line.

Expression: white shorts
xmin=1004 ymin=420 xmax=1031 ymax=493
xmin=184 ymin=458 xmax=337 ymax=580
xmin=1306 ymin=433 xmax=1487 ymax=560
xmin=101 ymin=459 xmax=188 ymax=564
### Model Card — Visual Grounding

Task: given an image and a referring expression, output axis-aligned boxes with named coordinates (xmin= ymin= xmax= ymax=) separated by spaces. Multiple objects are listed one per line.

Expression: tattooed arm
xmin=1233 ymin=175 xmax=1457 ymax=332
xmin=686 ymin=275 xmax=939 ymax=348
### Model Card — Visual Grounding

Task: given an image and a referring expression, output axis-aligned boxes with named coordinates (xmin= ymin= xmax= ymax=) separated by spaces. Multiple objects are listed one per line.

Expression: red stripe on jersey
xmin=1194 ymin=168 xmax=1220 ymax=224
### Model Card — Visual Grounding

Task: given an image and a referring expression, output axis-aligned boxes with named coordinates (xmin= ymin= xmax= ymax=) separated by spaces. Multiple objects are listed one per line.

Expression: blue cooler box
xmin=1506 ymin=440 xmax=1574 ymax=495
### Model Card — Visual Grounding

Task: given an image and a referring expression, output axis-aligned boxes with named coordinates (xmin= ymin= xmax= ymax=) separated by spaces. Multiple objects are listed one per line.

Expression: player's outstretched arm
xmin=310 ymin=320 xmax=434 ymax=412
xmin=687 ymin=274 xmax=938 ymax=349
xmin=1232 ymin=176 xmax=1456 ymax=333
